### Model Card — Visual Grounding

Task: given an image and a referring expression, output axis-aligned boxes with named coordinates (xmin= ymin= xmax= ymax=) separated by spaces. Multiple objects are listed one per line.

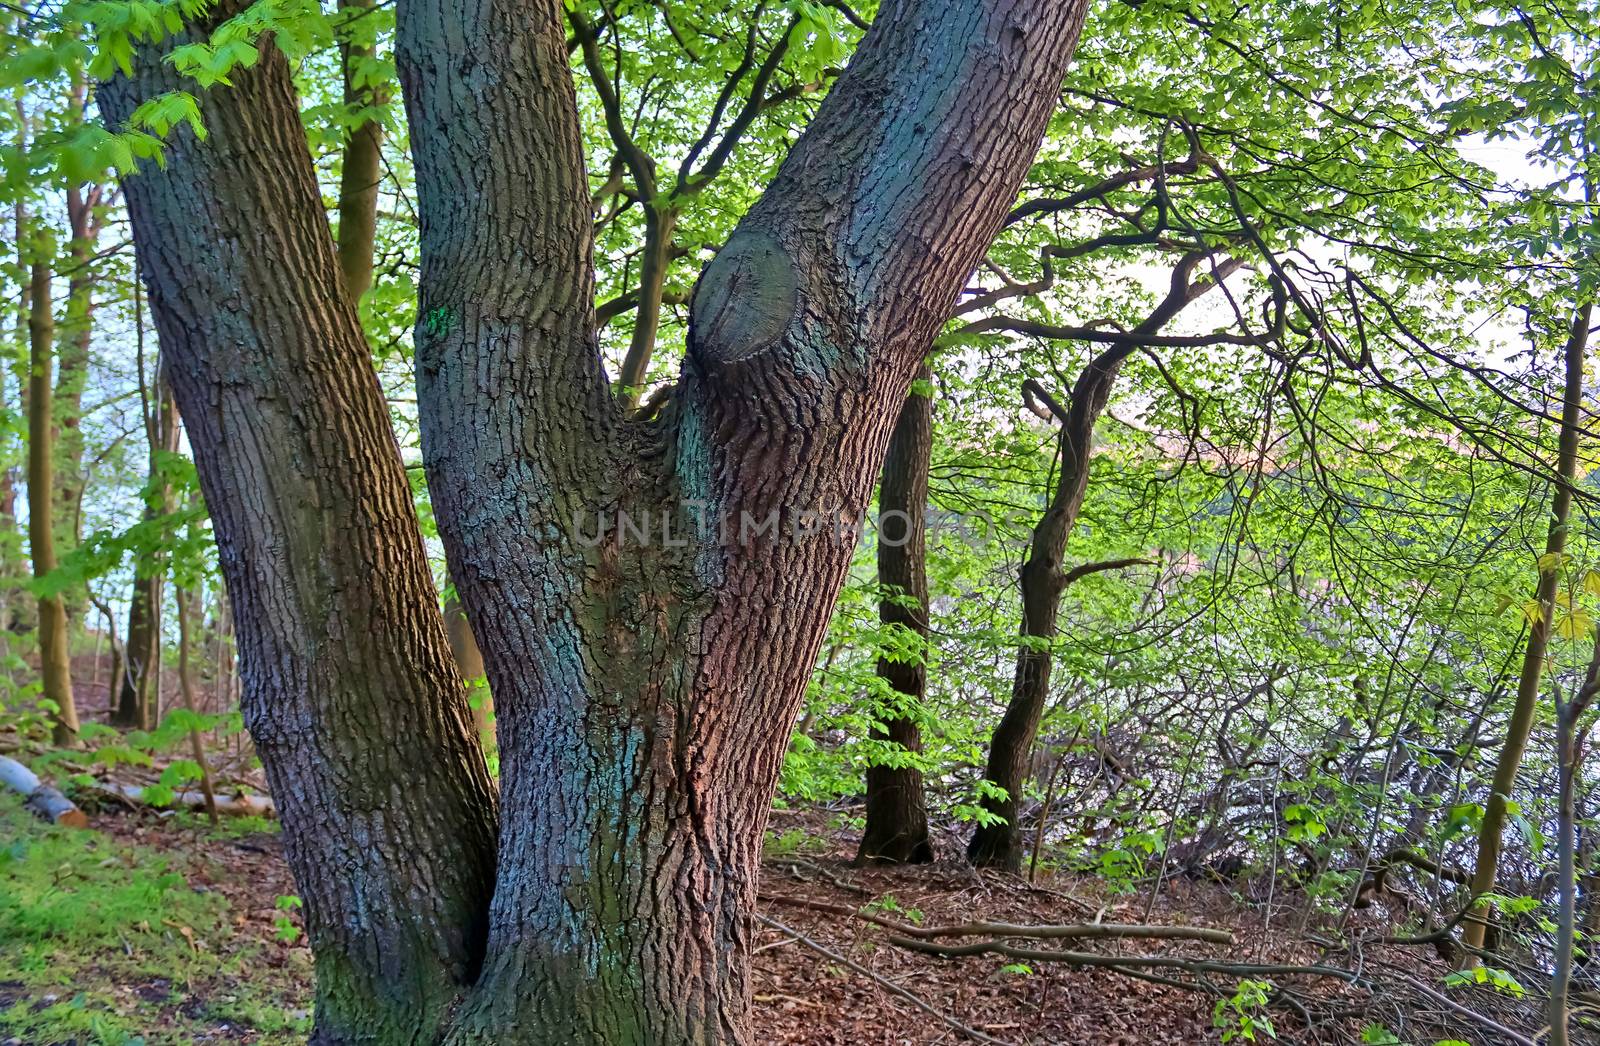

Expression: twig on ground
xmin=1375 ymin=965 xmax=1539 ymax=1046
xmin=754 ymin=914 xmax=1015 ymax=1046
xmin=887 ymin=936 xmax=1366 ymax=987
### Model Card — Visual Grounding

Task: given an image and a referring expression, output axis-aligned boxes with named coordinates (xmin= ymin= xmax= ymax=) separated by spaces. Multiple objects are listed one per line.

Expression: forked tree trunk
xmin=969 ymin=255 xmax=1237 ymax=870
xmin=329 ymin=17 xmax=495 ymax=747
xmin=1462 ymin=303 xmax=1592 ymax=959
xmin=113 ymin=565 xmax=159 ymax=727
xmin=109 ymin=0 xmax=1089 ymax=1040
xmin=27 ymin=257 xmax=79 ymax=746
xmin=857 ymin=370 xmax=934 ymax=865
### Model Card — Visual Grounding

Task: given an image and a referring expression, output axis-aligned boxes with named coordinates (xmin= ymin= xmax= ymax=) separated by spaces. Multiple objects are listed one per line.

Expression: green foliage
xmin=864 ymin=893 xmax=923 ymax=926
xmin=1443 ymin=964 xmax=1526 ymax=998
xmin=272 ymin=894 xmax=303 ymax=944
xmin=1213 ymin=979 xmax=1276 ymax=1043
xmin=762 ymin=826 xmax=821 ymax=858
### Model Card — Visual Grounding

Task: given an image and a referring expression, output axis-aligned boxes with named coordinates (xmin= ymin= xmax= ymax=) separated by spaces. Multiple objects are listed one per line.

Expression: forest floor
xmin=1 ymin=796 xmax=1563 ymax=1046
xmin=0 ymin=661 xmax=1571 ymax=1045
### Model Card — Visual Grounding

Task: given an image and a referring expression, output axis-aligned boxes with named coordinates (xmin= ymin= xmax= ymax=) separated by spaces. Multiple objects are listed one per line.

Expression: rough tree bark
xmin=1462 ymin=302 xmax=1592 ymax=960
xmin=111 ymin=0 xmax=1090 ymax=1040
xmin=27 ymin=256 xmax=80 ymax=746
xmin=969 ymin=254 xmax=1240 ymax=870
xmin=857 ymin=368 xmax=934 ymax=865
xmin=101 ymin=16 xmax=499 ymax=1043
xmin=328 ymin=18 xmax=493 ymax=741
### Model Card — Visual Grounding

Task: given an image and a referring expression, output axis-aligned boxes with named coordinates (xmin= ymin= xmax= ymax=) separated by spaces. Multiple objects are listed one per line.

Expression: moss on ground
xmin=0 ymin=792 xmax=310 ymax=1045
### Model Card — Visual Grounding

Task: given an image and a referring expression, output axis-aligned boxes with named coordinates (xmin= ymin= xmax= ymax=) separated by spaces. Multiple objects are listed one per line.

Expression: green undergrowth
xmin=0 ymin=792 xmax=309 ymax=1045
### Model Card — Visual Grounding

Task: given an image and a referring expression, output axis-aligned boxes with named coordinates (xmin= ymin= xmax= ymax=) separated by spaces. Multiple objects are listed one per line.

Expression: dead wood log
xmin=96 ymin=780 xmax=275 ymax=818
xmin=0 ymin=754 xmax=89 ymax=828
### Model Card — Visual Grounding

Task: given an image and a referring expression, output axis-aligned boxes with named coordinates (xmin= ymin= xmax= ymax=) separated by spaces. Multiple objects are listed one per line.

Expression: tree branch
xmin=1060 ymin=557 xmax=1152 ymax=588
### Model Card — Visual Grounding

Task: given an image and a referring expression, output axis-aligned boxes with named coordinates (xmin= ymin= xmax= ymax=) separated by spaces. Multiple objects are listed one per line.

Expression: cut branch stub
xmin=689 ymin=228 xmax=800 ymax=365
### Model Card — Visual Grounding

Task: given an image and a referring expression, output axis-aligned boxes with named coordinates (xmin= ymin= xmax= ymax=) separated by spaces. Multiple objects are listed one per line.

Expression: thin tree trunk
xmin=210 ymin=588 xmax=233 ymax=717
xmin=857 ymin=369 xmax=934 ymax=865
xmin=1552 ymin=705 xmax=1582 ymax=1046
xmin=969 ymin=255 xmax=1239 ymax=870
xmin=1550 ymin=626 xmax=1600 ymax=1046
xmin=54 ymin=76 xmax=103 ymax=619
xmin=334 ymin=0 xmax=386 ymax=302
xmin=102 ymin=13 xmax=499 ymax=1041
xmin=615 ymin=206 xmax=677 ymax=407
xmin=4 ymin=157 xmax=33 ymax=636
xmin=90 ymin=593 xmax=126 ymax=721
xmin=175 ymin=584 xmax=218 ymax=823
xmin=444 ymin=594 xmax=492 ymax=741
xmin=1463 ymin=303 xmax=1592 ymax=958
xmin=114 ymin=375 xmax=177 ymax=730
xmin=27 ymin=258 xmax=79 ymax=746
xmin=55 ymin=182 xmax=97 ymax=558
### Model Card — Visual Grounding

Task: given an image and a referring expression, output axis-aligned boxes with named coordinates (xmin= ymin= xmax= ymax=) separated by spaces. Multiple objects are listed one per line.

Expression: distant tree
xmin=856 ymin=369 xmax=935 ymax=866
xmin=26 ymin=244 xmax=79 ymax=745
xmin=967 ymin=251 xmax=1248 ymax=869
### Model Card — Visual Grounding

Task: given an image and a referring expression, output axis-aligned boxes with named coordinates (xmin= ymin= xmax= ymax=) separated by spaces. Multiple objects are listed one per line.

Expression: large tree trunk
xmin=27 ymin=257 xmax=80 ymax=746
xmin=1462 ymin=303 xmax=1592 ymax=959
xmin=400 ymin=0 xmax=1086 ymax=1036
xmin=969 ymin=255 xmax=1235 ymax=870
xmin=111 ymin=0 xmax=1089 ymax=1039
xmin=100 ymin=18 xmax=499 ymax=1043
xmin=856 ymin=370 xmax=934 ymax=865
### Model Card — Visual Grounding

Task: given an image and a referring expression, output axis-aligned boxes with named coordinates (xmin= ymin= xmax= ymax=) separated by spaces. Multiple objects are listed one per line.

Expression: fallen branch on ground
xmin=1370 ymin=962 xmax=1539 ymax=1046
xmin=96 ymin=780 xmax=276 ymax=818
xmin=760 ymin=892 xmax=1233 ymax=945
xmin=886 ymin=935 xmax=1367 ymax=986
xmin=0 ymin=754 xmax=88 ymax=828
